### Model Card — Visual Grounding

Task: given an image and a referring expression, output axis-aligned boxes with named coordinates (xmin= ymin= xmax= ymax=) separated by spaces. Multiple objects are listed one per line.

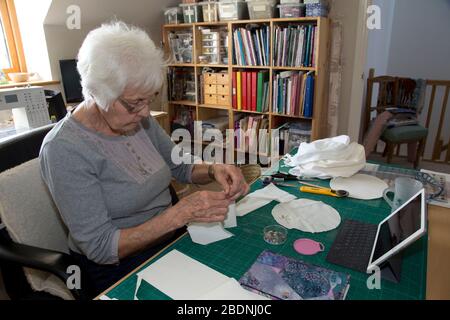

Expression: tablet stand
xmin=378 ymin=252 xmax=403 ymax=283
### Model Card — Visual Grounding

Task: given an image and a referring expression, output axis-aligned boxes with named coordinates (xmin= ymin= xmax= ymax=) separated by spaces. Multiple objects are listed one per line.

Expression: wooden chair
xmin=363 ymin=69 xmax=428 ymax=168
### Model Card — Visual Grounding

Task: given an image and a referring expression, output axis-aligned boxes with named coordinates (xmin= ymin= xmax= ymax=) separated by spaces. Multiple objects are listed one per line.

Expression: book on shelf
xmin=273 ymin=24 xmax=318 ymax=68
xmin=251 ymin=72 xmax=257 ymax=112
xmin=237 ymin=72 xmax=242 ymax=110
xmin=233 ymin=25 xmax=270 ymax=66
xmin=239 ymin=250 xmax=350 ymax=300
xmin=258 ymin=118 xmax=270 ymax=155
xmin=233 ymin=70 xmax=270 ymax=113
xmin=272 ymin=71 xmax=315 ymax=117
xmin=246 ymin=72 xmax=251 ymax=109
xmin=234 ymin=115 xmax=268 ymax=154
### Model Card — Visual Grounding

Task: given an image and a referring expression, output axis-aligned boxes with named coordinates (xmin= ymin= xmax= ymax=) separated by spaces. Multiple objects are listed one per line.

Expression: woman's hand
xmin=170 ymin=191 xmax=233 ymax=227
xmin=211 ymin=164 xmax=250 ymax=200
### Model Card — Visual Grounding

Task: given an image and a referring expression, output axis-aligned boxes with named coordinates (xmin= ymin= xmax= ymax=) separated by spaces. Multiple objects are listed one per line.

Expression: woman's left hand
xmin=212 ymin=164 xmax=250 ymax=200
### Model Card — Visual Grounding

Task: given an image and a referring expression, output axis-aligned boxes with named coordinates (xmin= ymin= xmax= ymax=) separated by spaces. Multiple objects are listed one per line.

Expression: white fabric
xmin=272 ymin=199 xmax=341 ymax=233
xmin=187 ymin=222 xmax=234 ymax=245
xmin=223 ymin=202 xmax=237 ymax=228
xmin=284 ymin=135 xmax=366 ymax=179
xmin=236 ymin=183 xmax=297 ymax=217
xmin=330 ymin=174 xmax=389 ymax=200
xmin=0 ymin=159 xmax=73 ymax=300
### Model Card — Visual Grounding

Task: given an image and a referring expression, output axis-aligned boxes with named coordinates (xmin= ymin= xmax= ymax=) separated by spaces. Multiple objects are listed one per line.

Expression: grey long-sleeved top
xmin=39 ymin=113 xmax=193 ymax=265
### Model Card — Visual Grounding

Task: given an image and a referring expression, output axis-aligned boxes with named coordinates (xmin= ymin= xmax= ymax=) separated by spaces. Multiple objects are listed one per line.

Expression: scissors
xmin=262 ymin=176 xmax=349 ymax=198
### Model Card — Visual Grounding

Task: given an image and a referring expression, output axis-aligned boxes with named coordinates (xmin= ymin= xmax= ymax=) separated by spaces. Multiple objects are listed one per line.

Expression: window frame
xmin=0 ymin=0 xmax=27 ymax=76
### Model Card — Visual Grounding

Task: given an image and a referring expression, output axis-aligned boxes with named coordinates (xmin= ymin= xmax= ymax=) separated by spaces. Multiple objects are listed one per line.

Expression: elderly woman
xmin=39 ymin=21 xmax=249 ymax=297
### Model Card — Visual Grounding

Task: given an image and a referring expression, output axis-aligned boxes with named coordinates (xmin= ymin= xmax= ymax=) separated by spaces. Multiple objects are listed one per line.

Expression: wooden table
xmin=426 ymin=205 xmax=450 ymax=300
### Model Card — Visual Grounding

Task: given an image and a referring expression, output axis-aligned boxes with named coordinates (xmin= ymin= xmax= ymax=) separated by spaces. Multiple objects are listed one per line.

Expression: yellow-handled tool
xmin=300 ymin=186 xmax=349 ymax=198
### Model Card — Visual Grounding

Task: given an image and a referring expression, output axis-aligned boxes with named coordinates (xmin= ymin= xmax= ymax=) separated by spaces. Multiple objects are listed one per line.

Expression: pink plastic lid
xmin=293 ymin=238 xmax=325 ymax=256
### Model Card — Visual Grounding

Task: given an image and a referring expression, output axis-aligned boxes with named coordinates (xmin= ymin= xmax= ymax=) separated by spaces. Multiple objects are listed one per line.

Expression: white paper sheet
xmin=134 ymin=250 xmax=265 ymax=300
xmin=196 ymin=278 xmax=269 ymax=300
xmin=187 ymin=222 xmax=234 ymax=245
xmin=236 ymin=183 xmax=297 ymax=217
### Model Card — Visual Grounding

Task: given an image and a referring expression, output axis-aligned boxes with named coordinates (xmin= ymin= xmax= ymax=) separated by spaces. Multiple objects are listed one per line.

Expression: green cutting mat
xmin=104 ymin=162 xmax=427 ymax=300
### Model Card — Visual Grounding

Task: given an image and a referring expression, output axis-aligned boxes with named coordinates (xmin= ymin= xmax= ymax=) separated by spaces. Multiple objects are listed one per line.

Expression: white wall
xmin=42 ymin=0 xmax=177 ymax=106
xmin=365 ymin=0 xmax=450 ymax=159
xmin=44 ymin=25 xmax=91 ymax=82
xmin=44 ymin=0 xmax=178 ymax=81
xmin=387 ymin=0 xmax=450 ymax=80
xmin=365 ymin=0 xmax=395 ymax=77
xmin=366 ymin=0 xmax=450 ymax=81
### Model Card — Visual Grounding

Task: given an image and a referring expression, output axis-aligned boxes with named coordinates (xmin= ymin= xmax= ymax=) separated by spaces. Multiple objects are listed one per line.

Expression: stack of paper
xmin=134 ymin=250 xmax=268 ymax=300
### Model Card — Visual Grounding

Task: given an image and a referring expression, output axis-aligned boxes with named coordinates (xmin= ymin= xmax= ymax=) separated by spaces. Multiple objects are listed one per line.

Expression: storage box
xmin=180 ymin=3 xmax=203 ymax=23
xmin=217 ymin=94 xmax=229 ymax=105
xmin=168 ymin=32 xmax=193 ymax=63
xmin=306 ymin=3 xmax=328 ymax=17
xmin=217 ymin=84 xmax=229 ymax=95
xmin=204 ymin=73 xmax=218 ymax=84
xmin=199 ymin=1 xmax=220 ymax=22
xmin=205 ymin=94 xmax=218 ymax=105
xmin=246 ymin=0 xmax=277 ymax=20
xmin=205 ymin=84 xmax=218 ymax=94
xmin=216 ymin=72 xmax=229 ymax=84
xmin=164 ymin=7 xmax=183 ymax=25
xmin=218 ymin=0 xmax=249 ymax=21
xmin=277 ymin=3 xmax=306 ymax=18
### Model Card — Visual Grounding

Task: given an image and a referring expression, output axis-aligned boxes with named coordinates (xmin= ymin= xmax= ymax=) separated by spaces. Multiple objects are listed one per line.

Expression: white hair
xmin=77 ymin=21 xmax=165 ymax=110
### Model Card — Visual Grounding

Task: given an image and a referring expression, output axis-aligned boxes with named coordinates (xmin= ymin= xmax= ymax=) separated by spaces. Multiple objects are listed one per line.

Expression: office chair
xmin=0 ymin=129 xmax=180 ymax=300
xmin=0 ymin=159 xmax=86 ymax=300
xmin=45 ymin=90 xmax=68 ymax=122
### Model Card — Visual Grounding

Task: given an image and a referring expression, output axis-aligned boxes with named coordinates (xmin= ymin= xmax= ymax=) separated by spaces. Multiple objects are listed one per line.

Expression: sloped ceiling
xmin=44 ymin=0 xmax=179 ymax=27
xmin=43 ymin=0 xmax=180 ymax=89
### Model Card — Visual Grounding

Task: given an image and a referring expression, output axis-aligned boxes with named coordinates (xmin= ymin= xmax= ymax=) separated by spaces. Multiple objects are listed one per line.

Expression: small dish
xmin=263 ymin=225 xmax=287 ymax=245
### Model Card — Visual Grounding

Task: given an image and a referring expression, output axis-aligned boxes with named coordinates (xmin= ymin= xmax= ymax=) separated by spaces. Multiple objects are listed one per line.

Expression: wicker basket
xmin=239 ymin=164 xmax=262 ymax=184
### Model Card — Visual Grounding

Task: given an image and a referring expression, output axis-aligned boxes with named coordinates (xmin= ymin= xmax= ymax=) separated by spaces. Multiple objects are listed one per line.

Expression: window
xmin=0 ymin=0 xmax=26 ymax=76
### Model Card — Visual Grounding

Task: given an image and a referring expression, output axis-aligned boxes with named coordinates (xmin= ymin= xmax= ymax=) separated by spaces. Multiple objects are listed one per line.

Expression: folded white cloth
xmin=284 ymin=135 xmax=366 ymax=179
xmin=236 ymin=183 xmax=297 ymax=217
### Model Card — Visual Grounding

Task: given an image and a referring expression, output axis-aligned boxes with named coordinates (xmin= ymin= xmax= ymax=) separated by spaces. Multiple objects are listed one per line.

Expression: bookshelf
xmin=163 ymin=17 xmax=330 ymax=160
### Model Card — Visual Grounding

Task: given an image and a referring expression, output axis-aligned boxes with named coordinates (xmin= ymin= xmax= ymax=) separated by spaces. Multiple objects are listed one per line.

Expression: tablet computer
xmin=367 ymin=189 xmax=427 ymax=273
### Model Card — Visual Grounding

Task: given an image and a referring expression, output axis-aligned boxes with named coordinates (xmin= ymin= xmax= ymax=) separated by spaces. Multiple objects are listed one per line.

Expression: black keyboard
xmin=326 ymin=220 xmax=378 ymax=273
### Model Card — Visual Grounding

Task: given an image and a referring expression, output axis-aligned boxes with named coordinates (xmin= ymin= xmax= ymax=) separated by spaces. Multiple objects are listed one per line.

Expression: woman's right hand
xmin=170 ymin=191 xmax=233 ymax=227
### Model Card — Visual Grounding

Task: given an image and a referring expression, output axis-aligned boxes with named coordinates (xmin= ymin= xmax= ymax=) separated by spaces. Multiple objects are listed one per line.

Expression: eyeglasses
xmin=118 ymin=92 xmax=159 ymax=114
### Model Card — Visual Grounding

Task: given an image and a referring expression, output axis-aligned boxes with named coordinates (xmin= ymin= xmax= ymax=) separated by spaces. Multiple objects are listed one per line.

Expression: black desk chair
xmin=0 ymin=128 xmax=179 ymax=300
